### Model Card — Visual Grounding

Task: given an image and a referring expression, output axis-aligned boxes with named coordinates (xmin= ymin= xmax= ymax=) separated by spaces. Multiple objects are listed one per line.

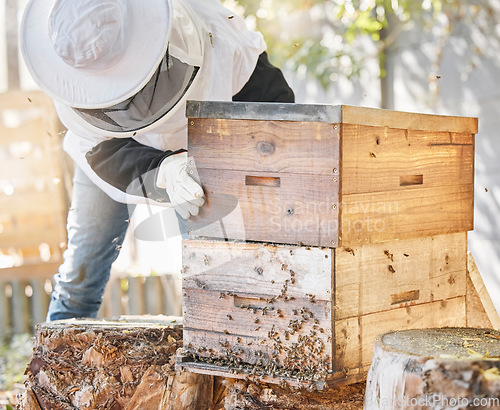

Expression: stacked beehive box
xmin=178 ymin=101 xmax=478 ymax=389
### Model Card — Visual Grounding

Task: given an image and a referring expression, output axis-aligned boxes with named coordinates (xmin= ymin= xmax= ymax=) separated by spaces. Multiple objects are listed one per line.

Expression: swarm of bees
xmin=183 ymin=263 xmax=332 ymax=391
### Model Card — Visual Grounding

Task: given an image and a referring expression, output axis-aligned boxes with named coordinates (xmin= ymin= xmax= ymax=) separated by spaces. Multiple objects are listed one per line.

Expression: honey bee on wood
xmin=344 ymin=247 xmax=355 ymax=256
xmin=384 ymin=250 xmax=394 ymax=261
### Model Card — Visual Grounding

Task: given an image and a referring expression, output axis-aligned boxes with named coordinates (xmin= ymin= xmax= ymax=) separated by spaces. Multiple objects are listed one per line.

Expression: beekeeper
xmin=21 ymin=0 xmax=294 ymax=320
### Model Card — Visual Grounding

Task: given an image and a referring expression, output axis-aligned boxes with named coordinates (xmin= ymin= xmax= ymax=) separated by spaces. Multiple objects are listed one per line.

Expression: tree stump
xmin=18 ymin=316 xmax=213 ymax=410
xmin=365 ymin=327 xmax=500 ymax=409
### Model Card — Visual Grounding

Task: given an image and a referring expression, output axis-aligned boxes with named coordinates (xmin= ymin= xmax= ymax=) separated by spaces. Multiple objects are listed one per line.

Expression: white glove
xmin=156 ymin=152 xmax=205 ymax=219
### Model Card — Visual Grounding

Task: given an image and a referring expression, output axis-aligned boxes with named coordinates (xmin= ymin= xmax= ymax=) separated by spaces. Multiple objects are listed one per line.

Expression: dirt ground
xmin=0 ymin=385 xmax=24 ymax=409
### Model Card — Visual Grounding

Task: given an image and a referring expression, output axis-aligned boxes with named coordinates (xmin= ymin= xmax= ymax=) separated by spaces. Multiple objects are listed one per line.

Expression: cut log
xmin=18 ymin=316 xmax=213 ymax=410
xmin=365 ymin=328 xmax=500 ymax=409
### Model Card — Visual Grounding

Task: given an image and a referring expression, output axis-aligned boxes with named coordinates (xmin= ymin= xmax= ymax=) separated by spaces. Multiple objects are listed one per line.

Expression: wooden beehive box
xmin=179 ymin=101 xmax=478 ymax=389
xmin=185 ymin=101 xmax=476 ymax=247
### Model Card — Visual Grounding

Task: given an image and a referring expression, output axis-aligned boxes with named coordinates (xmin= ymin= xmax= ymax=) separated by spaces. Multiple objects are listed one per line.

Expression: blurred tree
xmin=225 ymin=0 xmax=497 ymax=108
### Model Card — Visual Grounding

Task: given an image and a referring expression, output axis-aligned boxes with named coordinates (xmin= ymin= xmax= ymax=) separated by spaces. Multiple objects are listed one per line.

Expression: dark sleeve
xmin=232 ymin=52 xmax=295 ymax=103
xmin=86 ymin=138 xmax=185 ymax=202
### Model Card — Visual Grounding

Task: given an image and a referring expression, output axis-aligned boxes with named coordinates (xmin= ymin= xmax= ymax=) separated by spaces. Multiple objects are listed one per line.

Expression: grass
xmin=0 ymin=334 xmax=33 ymax=409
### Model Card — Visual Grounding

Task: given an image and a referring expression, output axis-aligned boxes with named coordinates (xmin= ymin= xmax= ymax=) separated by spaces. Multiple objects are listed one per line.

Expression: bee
xmin=344 ymin=247 xmax=355 ymax=256
xmin=384 ymin=250 xmax=394 ymax=261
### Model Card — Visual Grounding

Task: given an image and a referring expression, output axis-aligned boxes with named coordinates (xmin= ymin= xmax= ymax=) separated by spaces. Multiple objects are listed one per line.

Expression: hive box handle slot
xmin=400 ymin=174 xmax=423 ymax=186
xmin=245 ymin=175 xmax=281 ymax=187
xmin=234 ymin=295 xmax=268 ymax=310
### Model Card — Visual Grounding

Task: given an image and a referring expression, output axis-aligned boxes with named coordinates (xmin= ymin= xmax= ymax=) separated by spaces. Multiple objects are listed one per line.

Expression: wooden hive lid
xmin=186 ymin=101 xmax=478 ymax=134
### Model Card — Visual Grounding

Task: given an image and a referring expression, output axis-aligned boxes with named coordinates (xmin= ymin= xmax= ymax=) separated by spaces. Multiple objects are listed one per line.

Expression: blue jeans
xmin=47 ymin=167 xmax=131 ymax=320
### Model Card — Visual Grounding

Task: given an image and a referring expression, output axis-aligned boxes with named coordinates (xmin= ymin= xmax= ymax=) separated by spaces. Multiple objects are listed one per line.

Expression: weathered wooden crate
xmin=186 ymin=101 xmax=476 ymax=247
xmin=0 ymin=91 xmax=68 ymax=335
xmin=179 ymin=101 xmax=480 ymax=389
xmin=180 ymin=233 xmax=472 ymax=388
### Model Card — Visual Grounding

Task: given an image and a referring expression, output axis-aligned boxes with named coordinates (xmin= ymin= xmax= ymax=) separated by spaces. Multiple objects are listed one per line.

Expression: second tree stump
xmin=365 ymin=327 xmax=500 ymax=409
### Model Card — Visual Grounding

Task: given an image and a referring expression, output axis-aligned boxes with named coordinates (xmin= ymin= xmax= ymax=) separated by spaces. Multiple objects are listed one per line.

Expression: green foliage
xmin=226 ymin=0 xmax=496 ymax=90
xmin=0 ymin=334 xmax=33 ymax=391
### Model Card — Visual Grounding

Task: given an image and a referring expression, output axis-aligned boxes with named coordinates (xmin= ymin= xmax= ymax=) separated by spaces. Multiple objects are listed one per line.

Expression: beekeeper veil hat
xmin=21 ymin=0 xmax=208 ymax=135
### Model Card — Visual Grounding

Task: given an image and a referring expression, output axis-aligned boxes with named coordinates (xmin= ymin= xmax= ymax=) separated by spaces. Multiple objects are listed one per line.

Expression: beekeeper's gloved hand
xmin=156 ymin=152 xmax=205 ymax=219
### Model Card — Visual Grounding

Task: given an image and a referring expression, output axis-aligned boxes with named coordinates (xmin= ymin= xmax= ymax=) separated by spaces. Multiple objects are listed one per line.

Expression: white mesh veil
xmin=68 ymin=0 xmax=208 ymax=135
